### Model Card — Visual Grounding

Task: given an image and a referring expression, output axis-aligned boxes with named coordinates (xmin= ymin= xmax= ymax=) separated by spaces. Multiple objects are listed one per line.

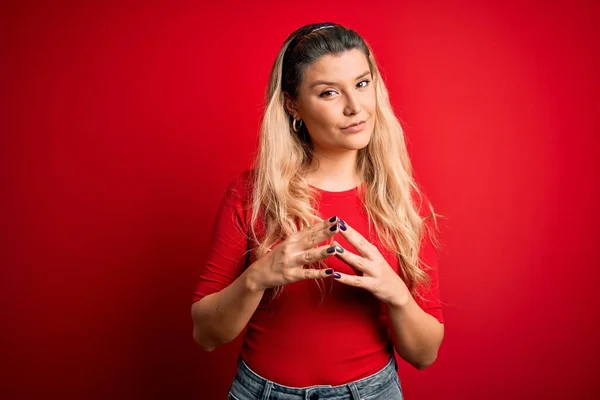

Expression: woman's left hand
xmin=331 ymin=218 xmax=411 ymax=307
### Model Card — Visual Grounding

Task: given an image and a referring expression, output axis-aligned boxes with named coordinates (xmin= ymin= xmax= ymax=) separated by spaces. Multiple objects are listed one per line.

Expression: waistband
xmin=234 ymin=356 xmax=398 ymax=399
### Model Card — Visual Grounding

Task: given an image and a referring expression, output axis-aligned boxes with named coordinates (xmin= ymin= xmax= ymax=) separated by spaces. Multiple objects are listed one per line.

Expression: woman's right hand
xmin=248 ymin=216 xmax=342 ymax=291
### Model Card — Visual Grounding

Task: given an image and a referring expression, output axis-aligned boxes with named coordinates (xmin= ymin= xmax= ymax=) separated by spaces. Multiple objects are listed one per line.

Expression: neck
xmin=305 ymin=148 xmax=362 ymax=191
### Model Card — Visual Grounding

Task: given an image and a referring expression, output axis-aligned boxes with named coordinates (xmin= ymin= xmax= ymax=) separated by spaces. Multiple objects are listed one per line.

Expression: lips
xmin=342 ymin=120 xmax=366 ymax=129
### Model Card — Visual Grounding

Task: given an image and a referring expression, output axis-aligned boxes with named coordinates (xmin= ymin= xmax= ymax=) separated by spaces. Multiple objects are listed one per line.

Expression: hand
xmin=330 ymin=219 xmax=411 ymax=307
xmin=249 ymin=216 xmax=343 ymax=291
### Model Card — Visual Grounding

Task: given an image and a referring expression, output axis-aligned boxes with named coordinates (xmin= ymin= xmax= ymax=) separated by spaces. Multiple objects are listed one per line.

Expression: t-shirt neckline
xmin=308 ymin=183 xmax=362 ymax=197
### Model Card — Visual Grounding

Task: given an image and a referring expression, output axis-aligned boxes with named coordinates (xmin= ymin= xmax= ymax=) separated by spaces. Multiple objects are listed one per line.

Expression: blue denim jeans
xmin=227 ymin=356 xmax=403 ymax=400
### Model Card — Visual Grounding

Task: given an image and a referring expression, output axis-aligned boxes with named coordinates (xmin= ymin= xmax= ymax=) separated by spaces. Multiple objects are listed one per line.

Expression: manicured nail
xmin=326 ymin=246 xmax=336 ymax=254
xmin=334 ymin=245 xmax=344 ymax=253
xmin=329 ymin=215 xmax=337 ymax=223
xmin=325 ymin=269 xmax=334 ymax=275
xmin=329 ymin=224 xmax=338 ymax=232
xmin=339 ymin=222 xmax=347 ymax=231
xmin=333 ymin=273 xmax=341 ymax=279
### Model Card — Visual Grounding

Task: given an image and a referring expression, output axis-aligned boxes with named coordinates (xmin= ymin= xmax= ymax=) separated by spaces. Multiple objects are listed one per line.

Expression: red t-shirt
xmin=192 ymin=170 xmax=443 ymax=386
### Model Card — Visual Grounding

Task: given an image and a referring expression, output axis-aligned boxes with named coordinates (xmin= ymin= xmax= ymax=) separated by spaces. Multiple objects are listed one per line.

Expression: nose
xmin=343 ymin=92 xmax=362 ymax=116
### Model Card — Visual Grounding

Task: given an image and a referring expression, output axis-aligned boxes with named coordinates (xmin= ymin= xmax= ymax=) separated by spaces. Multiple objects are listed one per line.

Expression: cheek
xmin=366 ymin=90 xmax=377 ymax=113
xmin=307 ymin=103 xmax=339 ymax=127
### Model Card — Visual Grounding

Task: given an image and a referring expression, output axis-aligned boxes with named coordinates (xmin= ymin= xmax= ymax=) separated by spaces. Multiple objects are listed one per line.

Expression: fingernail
xmin=329 ymin=215 xmax=337 ymax=223
xmin=326 ymin=246 xmax=336 ymax=254
xmin=333 ymin=273 xmax=341 ymax=279
xmin=325 ymin=269 xmax=334 ymax=275
xmin=334 ymin=245 xmax=344 ymax=254
xmin=339 ymin=222 xmax=347 ymax=231
xmin=329 ymin=224 xmax=338 ymax=232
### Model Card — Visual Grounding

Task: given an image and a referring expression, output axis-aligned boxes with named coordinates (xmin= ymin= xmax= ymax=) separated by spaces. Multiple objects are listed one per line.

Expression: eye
xmin=319 ymin=80 xmax=370 ymax=97
xmin=319 ymin=90 xmax=337 ymax=98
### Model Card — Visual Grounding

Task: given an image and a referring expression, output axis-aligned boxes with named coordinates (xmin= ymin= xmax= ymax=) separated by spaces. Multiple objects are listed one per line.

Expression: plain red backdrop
xmin=2 ymin=0 xmax=599 ymax=399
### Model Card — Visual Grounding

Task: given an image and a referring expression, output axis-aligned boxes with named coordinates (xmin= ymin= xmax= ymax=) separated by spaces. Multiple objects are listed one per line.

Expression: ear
xmin=283 ymin=93 xmax=299 ymax=119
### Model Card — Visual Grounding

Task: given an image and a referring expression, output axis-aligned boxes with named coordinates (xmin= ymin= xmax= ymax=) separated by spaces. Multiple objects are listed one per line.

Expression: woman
xmin=191 ymin=22 xmax=444 ymax=400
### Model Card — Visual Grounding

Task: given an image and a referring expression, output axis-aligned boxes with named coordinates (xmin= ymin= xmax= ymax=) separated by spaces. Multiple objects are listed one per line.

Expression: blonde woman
xmin=191 ymin=22 xmax=444 ymax=400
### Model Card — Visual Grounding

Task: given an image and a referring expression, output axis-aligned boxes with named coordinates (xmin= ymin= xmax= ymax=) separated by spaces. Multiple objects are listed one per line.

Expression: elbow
xmin=198 ymin=341 xmax=217 ymax=352
xmin=192 ymin=327 xmax=219 ymax=352
xmin=191 ymin=304 xmax=219 ymax=352
xmin=413 ymin=361 xmax=433 ymax=371
xmin=412 ymin=353 xmax=438 ymax=370
xmin=413 ymin=324 xmax=444 ymax=370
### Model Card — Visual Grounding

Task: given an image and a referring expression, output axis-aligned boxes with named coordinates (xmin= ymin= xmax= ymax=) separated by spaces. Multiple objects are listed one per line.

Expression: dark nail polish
xmin=325 ymin=269 xmax=334 ymax=275
xmin=333 ymin=273 xmax=341 ymax=279
xmin=339 ymin=218 xmax=345 ymax=224
xmin=339 ymin=224 xmax=347 ymax=231
xmin=326 ymin=246 xmax=336 ymax=254
xmin=335 ymin=245 xmax=344 ymax=253
xmin=329 ymin=215 xmax=337 ymax=223
xmin=329 ymin=225 xmax=338 ymax=232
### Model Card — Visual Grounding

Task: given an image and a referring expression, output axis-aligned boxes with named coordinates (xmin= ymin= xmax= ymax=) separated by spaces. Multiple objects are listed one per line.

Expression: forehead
xmin=302 ymin=49 xmax=370 ymax=84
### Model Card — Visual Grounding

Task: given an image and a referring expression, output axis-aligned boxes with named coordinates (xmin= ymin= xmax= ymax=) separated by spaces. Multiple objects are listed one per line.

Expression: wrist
xmin=387 ymin=290 xmax=414 ymax=310
xmin=244 ymin=263 xmax=265 ymax=294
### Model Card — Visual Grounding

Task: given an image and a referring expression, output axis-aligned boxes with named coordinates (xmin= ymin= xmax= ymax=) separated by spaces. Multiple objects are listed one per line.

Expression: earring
xmin=292 ymin=118 xmax=303 ymax=133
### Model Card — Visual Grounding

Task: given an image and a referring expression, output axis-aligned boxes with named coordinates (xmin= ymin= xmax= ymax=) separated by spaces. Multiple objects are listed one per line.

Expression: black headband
xmin=282 ymin=24 xmax=336 ymax=68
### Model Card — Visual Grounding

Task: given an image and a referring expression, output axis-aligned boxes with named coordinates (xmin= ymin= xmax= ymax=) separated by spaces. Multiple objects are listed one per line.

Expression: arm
xmin=329 ymin=216 xmax=445 ymax=370
xmin=386 ymin=217 xmax=445 ymax=369
xmin=191 ymin=262 xmax=265 ymax=351
xmin=191 ymin=172 xmax=259 ymax=351
xmin=192 ymin=216 xmax=342 ymax=351
xmin=191 ymin=171 xmax=341 ymax=351
xmin=386 ymin=294 xmax=444 ymax=369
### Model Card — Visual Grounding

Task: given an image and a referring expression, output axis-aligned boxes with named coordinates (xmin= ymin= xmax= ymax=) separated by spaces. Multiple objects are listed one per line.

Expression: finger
xmin=332 ymin=271 xmax=372 ymax=290
xmin=296 ymin=216 xmax=340 ymax=249
xmin=295 ymin=264 xmax=337 ymax=281
xmin=329 ymin=241 xmax=373 ymax=275
xmin=293 ymin=243 xmax=338 ymax=266
xmin=336 ymin=219 xmax=377 ymax=260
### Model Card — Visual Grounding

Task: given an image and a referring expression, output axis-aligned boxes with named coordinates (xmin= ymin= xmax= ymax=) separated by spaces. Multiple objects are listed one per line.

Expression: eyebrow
xmin=309 ymin=70 xmax=372 ymax=89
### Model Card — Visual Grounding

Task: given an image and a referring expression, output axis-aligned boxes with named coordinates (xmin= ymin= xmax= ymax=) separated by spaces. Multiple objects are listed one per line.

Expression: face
xmin=290 ymin=49 xmax=376 ymax=153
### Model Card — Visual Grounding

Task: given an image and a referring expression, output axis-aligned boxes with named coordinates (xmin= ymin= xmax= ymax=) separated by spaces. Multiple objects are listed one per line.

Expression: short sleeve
xmin=413 ymin=218 xmax=444 ymax=324
xmin=191 ymin=172 xmax=252 ymax=303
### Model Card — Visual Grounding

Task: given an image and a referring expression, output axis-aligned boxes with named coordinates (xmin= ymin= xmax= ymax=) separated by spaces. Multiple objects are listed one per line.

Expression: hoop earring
xmin=292 ymin=118 xmax=303 ymax=133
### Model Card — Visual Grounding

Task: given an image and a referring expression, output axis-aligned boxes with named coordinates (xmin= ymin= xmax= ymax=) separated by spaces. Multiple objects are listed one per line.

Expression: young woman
xmin=191 ymin=22 xmax=444 ymax=400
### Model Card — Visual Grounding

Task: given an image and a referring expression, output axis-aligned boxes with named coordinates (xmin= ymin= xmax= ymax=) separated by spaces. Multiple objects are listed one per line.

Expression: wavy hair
xmin=249 ymin=22 xmax=442 ymax=300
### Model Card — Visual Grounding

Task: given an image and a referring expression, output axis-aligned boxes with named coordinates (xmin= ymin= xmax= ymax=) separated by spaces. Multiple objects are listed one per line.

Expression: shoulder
xmin=225 ymin=169 xmax=255 ymax=198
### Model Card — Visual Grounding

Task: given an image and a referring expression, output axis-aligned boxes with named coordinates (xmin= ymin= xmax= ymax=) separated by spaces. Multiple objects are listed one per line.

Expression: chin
xmin=345 ymin=133 xmax=372 ymax=150
xmin=316 ymin=132 xmax=372 ymax=152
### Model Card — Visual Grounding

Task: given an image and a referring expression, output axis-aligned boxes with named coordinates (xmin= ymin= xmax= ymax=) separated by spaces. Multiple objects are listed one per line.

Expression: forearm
xmin=387 ymin=295 xmax=444 ymax=370
xmin=191 ymin=262 xmax=265 ymax=351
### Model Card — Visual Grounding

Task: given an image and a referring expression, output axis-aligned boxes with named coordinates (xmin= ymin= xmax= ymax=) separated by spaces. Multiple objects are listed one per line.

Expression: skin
xmin=192 ymin=48 xmax=444 ymax=370
xmin=286 ymin=48 xmax=444 ymax=369
xmin=285 ymin=49 xmax=375 ymax=191
xmin=192 ymin=218 xmax=341 ymax=351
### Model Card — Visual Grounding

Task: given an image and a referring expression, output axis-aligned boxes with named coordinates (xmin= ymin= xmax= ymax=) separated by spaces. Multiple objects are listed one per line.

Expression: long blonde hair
xmin=249 ymin=23 xmax=441 ymax=299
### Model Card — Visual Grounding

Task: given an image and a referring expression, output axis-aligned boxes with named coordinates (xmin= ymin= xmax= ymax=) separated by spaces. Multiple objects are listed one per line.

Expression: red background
xmin=2 ymin=1 xmax=599 ymax=399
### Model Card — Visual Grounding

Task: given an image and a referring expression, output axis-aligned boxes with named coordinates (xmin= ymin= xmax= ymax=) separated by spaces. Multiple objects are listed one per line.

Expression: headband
xmin=283 ymin=24 xmax=336 ymax=64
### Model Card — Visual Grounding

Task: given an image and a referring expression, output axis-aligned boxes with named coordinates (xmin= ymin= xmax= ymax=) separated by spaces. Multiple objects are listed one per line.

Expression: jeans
xmin=227 ymin=356 xmax=403 ymax=400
